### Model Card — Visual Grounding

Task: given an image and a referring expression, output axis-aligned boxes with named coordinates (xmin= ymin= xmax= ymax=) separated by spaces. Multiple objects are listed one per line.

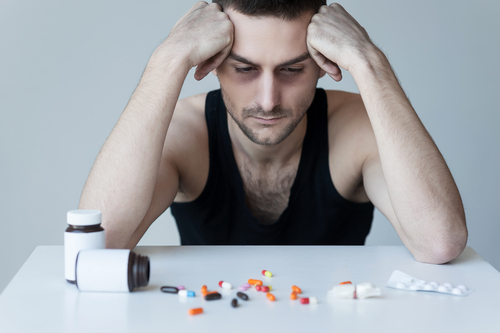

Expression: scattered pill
xmin=248 ymin=279 xmax=263 ymax=286
xmin=457 ymin=285 xmax=468 ymax=292
xmin=262 ymin=270 xmax=273 ymax=277
xmin=451 ymin=288 xmax=464 ymax=295
xmin=231 ymin=298 xmax=238 ymax=308
xmin=268 ymin=286 xmax=272 ymax=291
xmin=261 ymin=286 xmax=270 ymax=292
xmin=188 ymin=307 xmax=203 ymax=315
xmin=205 ymin=291 xmax=219 ymax=296
xmin=237 ymin=292 xmax=249 ymax=301
xmin=160 ymin=286 xmax=179 ymax=294
xmin=266 ymin=293 xmax=276 ymax=301
xmin=242 ymin=283 xmax=251 ymax=288
xmin=429 ymin=281 xmax=439 ymax=288
xmin=219 ymin=281 xmax=232 ymax=290
xmin=238 ymin=286 xmax=248 ymax=291
xmin=179 ymin=290 xmax=195 ymax=297
xmin=300 ymin=297 xmax=309 ymax=304
xmin=201 ymin=285 xmax=208 ymax=295
xmin=423 ymin=284 xmax=435 ymax=291
xmin=309 ymin=297 xmax=318 ymax=304
xmin=340 ymin=281 xmax=352 ymax=285
xmin=255 ymin=285 xmax=262 ymax=291
xmin=292 ymin=285 xmax=302 ymax=294
xmin=290 ymin=292 xmax=298 ymax=300
xmin=205 ymin=292 xmax=222 ymax=300
xmin=329 ymin=284 xmax=355 ymax=299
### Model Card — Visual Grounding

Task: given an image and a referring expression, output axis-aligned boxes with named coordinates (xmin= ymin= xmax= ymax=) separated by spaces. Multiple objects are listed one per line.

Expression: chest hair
xmin=238 ymin=160 xmax=299 ymax=225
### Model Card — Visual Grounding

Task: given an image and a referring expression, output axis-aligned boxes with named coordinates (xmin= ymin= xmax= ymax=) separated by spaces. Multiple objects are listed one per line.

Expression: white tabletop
xmin=0 ymin=245 xmax=499 ymax=333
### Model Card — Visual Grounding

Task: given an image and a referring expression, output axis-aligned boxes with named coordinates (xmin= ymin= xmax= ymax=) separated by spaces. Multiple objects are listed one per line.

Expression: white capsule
xmin=356 ymin=282 xmax=382 ymax=299
xmin=220 ymin=281 xmax=232 ymax=290
xmin=452 ymin=288 xmax=464 ymax=295
xmin=396 ymin=282 xmax=407 ymax=289
xmin=330 ymin=284 xmax=355 ymax=299
xmin=309 ymin=297 xmax=318 ymax=304
xmin=178 ymin=290 xmax=195 ymax=297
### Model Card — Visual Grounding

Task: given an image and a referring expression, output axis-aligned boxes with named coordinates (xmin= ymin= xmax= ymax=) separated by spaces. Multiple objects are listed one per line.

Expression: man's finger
xmin=307 ymin=42 xmax=343 ymax=82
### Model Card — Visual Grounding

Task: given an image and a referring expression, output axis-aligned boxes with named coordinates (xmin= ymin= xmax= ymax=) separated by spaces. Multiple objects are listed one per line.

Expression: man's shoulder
xmin=324 ymin=89 xmax=371 ymax=134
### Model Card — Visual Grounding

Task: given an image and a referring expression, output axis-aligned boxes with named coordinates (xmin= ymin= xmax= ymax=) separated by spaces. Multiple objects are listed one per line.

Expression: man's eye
xmin=282 ymin=68 xmax=303 ymax=74
xmin=235 ymin=67 xmax=255 ymax=74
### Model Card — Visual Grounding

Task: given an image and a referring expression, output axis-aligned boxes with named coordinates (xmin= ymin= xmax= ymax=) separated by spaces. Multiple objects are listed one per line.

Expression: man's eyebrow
xmin=228 ymin=52 xmax=311 ymax=67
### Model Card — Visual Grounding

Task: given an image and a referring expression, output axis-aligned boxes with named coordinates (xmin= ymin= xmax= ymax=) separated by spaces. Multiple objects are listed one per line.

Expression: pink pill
xmin=177 ymin=285 xmax=185 ymax=290
xmin=239 ymin=286 xmax=249 ymax=291
xmin=243 ymin=283 xmax=251 ymax=288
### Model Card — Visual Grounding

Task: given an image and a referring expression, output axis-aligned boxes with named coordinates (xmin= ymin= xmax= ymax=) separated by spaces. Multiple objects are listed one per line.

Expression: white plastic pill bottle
xmin=64 ymin=210 xmax=105 ymax=283
xmin=75 ymin=249 xmax=150 ymax=292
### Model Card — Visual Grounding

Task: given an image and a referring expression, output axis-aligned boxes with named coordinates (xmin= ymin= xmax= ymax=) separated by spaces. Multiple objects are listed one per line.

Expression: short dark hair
xmin=212 ymin=0 xmax=327 ymax=20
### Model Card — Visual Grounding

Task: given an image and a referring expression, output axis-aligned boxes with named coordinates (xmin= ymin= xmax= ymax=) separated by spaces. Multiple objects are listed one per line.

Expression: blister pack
xmin=386 ymin=270 xmax=473 ymax=296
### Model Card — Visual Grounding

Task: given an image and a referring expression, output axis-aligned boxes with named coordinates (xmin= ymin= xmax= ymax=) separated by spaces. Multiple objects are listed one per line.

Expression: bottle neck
xmin=65 ymin=224 xmax=104 ymax=233
xmin=127 ymin=251 xmax=150 ymax=291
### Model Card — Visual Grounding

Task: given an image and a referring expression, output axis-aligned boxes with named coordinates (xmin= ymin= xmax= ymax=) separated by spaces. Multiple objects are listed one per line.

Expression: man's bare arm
xmin=79 ymin=2 xmax=233 ymax=248
xmin=307 ymin=4 xmax=467 ymax=263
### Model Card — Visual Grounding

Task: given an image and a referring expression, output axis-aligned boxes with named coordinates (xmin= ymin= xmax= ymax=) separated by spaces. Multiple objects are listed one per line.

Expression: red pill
xmin=261 ymin=286 xmax=269 ymax=292
xmin=300 ymin=298 xmax=309 ymax=304
xmin=255 ymin=285 xmax=262 ymax=291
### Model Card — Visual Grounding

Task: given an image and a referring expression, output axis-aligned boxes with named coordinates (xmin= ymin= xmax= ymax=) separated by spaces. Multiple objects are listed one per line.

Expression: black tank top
xmin=170 ymin=88 xmax=374 ymax=245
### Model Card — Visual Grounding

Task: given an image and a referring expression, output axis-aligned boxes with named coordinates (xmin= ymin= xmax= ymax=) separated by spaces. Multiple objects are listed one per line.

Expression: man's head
xmin=212 ymin=0 xmax=327 ymax=146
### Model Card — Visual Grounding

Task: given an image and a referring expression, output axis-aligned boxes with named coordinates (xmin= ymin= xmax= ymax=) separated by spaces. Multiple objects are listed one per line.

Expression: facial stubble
xmin=221 ymin=88 xmax=315 ymax=146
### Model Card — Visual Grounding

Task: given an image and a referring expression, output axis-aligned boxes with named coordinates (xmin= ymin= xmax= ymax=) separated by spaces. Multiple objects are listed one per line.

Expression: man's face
xmin=215 ymin=9 xmax=324 ymax=146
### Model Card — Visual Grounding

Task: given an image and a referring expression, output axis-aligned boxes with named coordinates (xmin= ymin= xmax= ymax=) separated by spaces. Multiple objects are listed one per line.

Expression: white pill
xmin=457 ymin=285 xmax=468 ymax=292
xmin=443 ymin=282 xmax=453 ymax=289
xmin=309 ymin=297 xmax=318 ymax=304
xmin=220 ymin=281 xmax=232 ymax=290
xmin=396 ymin=282 xmax=407 ymax=289
xmin=452 ymin=288 xmax=464 ymax=295
xmin=331 ymin=284 xmax=356 ymax=299
xmin=356 ymin=282 xmax=382 ymax=299
xmin=409 ymin=285 xmax=419 ymax=290
xmin=424 ymin=283 xmax=436 ymax=291
xmin=437 ymin=286 xmax=449 ymax=293
xmin=429 ymin=281 xmax=439 ymax=288
xmin=178 ymin=290 xmax=187 ymax=297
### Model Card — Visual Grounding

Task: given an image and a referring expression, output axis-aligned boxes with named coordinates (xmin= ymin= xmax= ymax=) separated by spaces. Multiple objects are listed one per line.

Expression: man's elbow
xmin=414 ymin=226 xmax=468 ymax=265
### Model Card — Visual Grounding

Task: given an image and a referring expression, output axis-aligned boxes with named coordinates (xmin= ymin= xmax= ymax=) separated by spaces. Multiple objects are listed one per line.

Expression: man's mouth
xmin=253 ymin=116 xmax=284 ymax=125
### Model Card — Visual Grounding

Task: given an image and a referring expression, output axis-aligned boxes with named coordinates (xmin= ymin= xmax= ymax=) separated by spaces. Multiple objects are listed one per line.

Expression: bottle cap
xmin=67 ymin=210 xmax=102 ymax=226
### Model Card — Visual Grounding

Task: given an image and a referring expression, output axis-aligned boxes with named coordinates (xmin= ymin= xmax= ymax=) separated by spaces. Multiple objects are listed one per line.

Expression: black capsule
xmin=160 ymin=286 xmax=179 ymax=294
xmin=231 ymin=298 xmax=238 ymax=308
xmin=204 ymin=292 xmax=222 ymax=301
xmin=237 ymin=292 xmax=249 ymax=301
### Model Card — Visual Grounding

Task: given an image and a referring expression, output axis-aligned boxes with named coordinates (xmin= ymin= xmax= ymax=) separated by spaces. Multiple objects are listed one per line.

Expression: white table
xmin=1 ymin=246 xmax=499 ymax=332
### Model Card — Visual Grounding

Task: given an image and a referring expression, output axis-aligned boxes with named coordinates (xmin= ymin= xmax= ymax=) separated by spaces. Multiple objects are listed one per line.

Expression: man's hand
xmin=160 ymin=1 xmax=234 ymax=80
xmin=306 ymin=3 xmax=374 ymax=81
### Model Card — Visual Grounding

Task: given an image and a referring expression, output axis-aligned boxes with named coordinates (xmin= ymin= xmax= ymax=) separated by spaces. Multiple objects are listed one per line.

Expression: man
xmin=79 ymin=0 xmax=468 ymax=264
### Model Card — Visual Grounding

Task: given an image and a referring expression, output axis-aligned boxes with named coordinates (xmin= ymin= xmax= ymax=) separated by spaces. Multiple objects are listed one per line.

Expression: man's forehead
xmin=225 ymin=8 xmax=312 ymax=67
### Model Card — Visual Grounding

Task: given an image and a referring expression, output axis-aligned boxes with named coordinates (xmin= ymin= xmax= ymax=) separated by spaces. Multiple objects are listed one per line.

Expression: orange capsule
xmin=201 ymin=285 xmax=208 ymax=295
xmin=340 ymin=281 xmax=352 ymax=285
xmin=290 ymin=291 xmax=298 ymax=300
xmin=188 ymin=307 xmax=203 ymax=315
xmin=205 ymin=291 xmax=219 ymax=296
xmin=291 ymin=285 xmax=302 ymax=294
xmin=266 ymin=293 xmax=276 ymax=301
xmin=248 ymin=279 xmax=263 ymax=286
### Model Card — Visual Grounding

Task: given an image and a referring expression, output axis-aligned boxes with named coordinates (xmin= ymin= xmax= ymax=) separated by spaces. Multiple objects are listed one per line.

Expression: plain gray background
xmin=1 ymin=0 xmax=498 ymax=294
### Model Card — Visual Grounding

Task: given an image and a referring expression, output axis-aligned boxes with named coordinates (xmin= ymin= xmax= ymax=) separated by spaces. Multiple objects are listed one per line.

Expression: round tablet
xmin=443 ymin=283 xmax=453 ymax=289
xmin=409 ymin=285 xmax=419 ymax=290
xmin=429 ymin=281 xmax=439 ymax=288
xmin=423 ymin=284 xmax=435 ymax=291
xmin=457 ymin=285 xmax=468 ymax=292
xmin=437 ymin=286 xmax=449 ymax=293
xmin=451 ymin=288 xmax=464 ymax=295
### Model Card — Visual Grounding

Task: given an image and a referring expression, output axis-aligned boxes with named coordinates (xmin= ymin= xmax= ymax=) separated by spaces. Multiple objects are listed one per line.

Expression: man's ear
xmin=211 ymin=69 xmax=218 ymax=77
xmin=319 ymin=69 xmax=326 ymax=79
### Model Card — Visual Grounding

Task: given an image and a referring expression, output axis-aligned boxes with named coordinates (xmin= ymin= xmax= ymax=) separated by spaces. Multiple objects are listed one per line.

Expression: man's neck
xmin=227 ymin=113 xmax=308 ymax=167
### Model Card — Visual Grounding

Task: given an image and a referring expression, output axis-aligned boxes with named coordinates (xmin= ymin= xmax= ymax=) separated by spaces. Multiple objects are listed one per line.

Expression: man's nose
xmin=255 ymin=72 xmax=280 ymax=112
